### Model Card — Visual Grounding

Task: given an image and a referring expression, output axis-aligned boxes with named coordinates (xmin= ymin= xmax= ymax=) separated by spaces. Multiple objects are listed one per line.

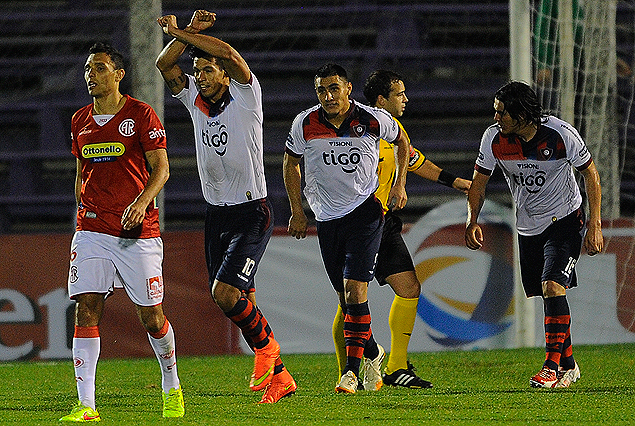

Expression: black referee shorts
xmin=374 ymin=211 xmax=415 ymax=286
xmin=518 ymin=207 xmax=585 ymax=297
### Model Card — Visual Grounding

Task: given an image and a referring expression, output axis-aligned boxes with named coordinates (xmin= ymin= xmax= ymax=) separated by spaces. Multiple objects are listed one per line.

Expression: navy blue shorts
xmin=316 ymin=195 xmax=384 ymax=293
xmin=204 ymin=198 xmax=273 ymax=293
xmin=518 ymin=207 xmax=585 ymax=297
xmin=374 ymin=211 xmax=415 ymax=286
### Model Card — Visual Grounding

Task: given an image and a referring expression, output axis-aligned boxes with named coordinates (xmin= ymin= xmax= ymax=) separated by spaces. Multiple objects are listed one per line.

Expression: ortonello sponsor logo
xmin=81 ymin=142 xmax=125 ymax=162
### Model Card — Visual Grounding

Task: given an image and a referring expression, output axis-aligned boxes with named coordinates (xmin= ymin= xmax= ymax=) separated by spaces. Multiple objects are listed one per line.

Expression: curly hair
xmin=494 ymin=81 xmax=545 ymax=126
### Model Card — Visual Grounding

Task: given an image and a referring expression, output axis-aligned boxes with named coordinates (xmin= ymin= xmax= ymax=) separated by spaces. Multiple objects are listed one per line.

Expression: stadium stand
xmin=0 ymin=0 xmax=510 ymax=232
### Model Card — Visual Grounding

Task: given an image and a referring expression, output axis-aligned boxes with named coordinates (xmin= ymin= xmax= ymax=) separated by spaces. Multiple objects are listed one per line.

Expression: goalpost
xmin=510 ymin=0 xmax=635 ymax=347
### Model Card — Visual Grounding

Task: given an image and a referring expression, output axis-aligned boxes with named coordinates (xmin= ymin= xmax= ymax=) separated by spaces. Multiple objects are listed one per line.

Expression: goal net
xmin=531 ymin=0 xmax=635 ymax=219
xmin=529 ymin=0 xmax=635 ymax=343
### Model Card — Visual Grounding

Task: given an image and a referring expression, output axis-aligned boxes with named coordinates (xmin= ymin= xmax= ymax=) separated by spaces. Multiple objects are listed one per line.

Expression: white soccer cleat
xmin=555 ymin=362 xmax=580 ymax=388
xmin=361 ymin=344 xmax=385 ymax=391
xmin=335 ymin=370 xmax=358 ymax=394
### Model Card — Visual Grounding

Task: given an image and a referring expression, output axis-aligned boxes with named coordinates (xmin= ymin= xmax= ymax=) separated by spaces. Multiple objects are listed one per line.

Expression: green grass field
xmin=3 ymin=344 xmax=634 ymax=425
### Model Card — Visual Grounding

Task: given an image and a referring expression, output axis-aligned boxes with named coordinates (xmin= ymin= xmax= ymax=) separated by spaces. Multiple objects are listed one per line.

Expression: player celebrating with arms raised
xmin=60 ymin=42 xmax=183 ymax=421
xmin=465 ymin=81 xmax=603 ymax=388
xmin=156 ymin=10 xmax=295 ymax=404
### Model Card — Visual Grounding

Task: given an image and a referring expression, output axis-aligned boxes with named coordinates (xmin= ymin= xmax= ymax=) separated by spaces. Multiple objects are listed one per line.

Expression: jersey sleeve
xmin=408 ymin=145 xmax=426 ymax=171
xmin=475 ymin=125 xmax=498 ymax=175
xmin=137 ymin=104 xmax=167 ymax=152
xmin=394 ymin=121 xmax=426 ymax=171
xmin=285 ymin=112 xmax=307 ymax=157
xmin=229 ymin=73 xmax=262 ymax=112
xmin=70 ymin=112 xmax=80 ymax=159
xmin=561 ymin=122 xmax=592 ymax=170
xmin=375 ymin=108 xmax=400 ymax=143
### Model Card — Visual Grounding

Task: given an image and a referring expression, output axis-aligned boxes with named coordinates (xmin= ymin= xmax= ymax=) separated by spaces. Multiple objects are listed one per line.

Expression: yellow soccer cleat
xmin=162 ymin=386 xmax=185 ymax=418
xmin=59 ymin=401 xmax=101 ymax=422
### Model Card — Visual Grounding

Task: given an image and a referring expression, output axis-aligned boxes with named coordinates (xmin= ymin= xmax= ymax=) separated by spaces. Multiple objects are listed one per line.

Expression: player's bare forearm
xmin=466 ymin=171 xmax=489 ymax=226
xmin=283 ymin=153 xmax=307 ymax=238
xmin=122 ymin=149 xmax=169 ymax=230
xmin=581 ymin=161 xmax=603 ymax=255
xmin=389 ymin=132 xmax=409 ymax=210
xmin=74 ymin=159 xmax=82 ymax=205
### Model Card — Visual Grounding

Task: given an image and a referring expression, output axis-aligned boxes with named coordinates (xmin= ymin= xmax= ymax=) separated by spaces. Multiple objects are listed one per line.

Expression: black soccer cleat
xmin=382 ymin=361 xmax=433 ymax=389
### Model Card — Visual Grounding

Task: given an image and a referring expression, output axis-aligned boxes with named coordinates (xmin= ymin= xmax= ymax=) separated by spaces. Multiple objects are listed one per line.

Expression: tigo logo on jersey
xmin=322 ymin=147 xmax=361 ymax=173
xmin=82 ymin=142 xmax=125 ymax=163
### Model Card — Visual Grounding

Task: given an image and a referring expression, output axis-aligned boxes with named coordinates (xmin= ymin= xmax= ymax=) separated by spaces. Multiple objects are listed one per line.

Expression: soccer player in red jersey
xmin=466 ymin=81 xmax=603 ymax=388
xmin=60 ymin=43 xmax=183 ymax=421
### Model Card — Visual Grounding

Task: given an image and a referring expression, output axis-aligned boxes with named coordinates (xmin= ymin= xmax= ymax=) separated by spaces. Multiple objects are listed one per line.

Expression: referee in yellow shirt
xmin=332 ymin=70 xmax=471 ymax=388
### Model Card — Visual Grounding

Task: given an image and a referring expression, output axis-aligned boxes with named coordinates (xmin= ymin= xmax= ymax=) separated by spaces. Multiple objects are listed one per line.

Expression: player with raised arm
xmin=155 ymin=10 xmax=295 ymax=404
xmin=60 ymin=42 xmax=183 ymax=422
xmin=284 ymin=63 xmax=410 ymax=394
xmin=465 ymin=81 xmax=603 ymax=388
xmin=331 ymin=70 xmax=471 ymax=389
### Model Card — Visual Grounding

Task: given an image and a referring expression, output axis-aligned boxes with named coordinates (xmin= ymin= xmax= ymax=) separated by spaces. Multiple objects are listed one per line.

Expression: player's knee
xmin=542 ymin=280 xmax=566 ymax=298
xmin=212 ymin=280 xmax=241 ymax=312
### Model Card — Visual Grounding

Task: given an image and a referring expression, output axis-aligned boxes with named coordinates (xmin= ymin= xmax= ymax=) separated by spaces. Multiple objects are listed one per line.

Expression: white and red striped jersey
xmin=475 ymin=115 xmax=593 ymax=235
xmin=175 ymin=73 xmax=266 ymax=206
xmin=285 ymin=101 xmax=400 ymax=221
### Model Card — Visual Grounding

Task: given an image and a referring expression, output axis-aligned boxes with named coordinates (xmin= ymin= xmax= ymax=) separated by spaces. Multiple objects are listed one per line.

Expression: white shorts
xmin=67 ymin=230 xmax=164 ymax=306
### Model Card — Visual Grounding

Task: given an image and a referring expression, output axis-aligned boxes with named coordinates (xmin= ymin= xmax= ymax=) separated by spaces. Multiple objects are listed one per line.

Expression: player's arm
xmin=156 ymin=11 xmax=215 ymax=95
xmin=283 ymin=152 xmax=308 ymax=239
xmin=411 ymin=157 xmax=471 ymax=194
xmin=387 ymin=130 xmax=409 ymax=211
xmin=74 ymin=159 xmax=82 ymax=205
xmin=465 ymin=169 xmax=490 ymax=250
xmin=157 ymin=10 xmax=251 ymax=84
xmin=579 ymin=160 xmax=603 ymax=255
xmin=121 ymin=148 xmax=170 ymax=231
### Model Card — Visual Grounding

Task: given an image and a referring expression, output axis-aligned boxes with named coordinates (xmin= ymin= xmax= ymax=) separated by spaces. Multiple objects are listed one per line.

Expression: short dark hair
xmin=89 ymin=42 xmax=125 ymax=70
xmin=494 ymin=81 xmax=544 ymax=126
xmin=315 ymin=63 xmax=348 ymax=82
xmin=363 ymin=70 xmax=403 ymax=106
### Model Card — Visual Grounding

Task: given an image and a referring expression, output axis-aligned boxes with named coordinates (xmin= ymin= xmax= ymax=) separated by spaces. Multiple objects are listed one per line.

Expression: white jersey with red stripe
xmin=475 ymin=115 xmax=593 ymax=235
xmin=285 ymin=100 xmax=400 ymax=221
xmin=175 ymin=73 xmax=266 ymax=206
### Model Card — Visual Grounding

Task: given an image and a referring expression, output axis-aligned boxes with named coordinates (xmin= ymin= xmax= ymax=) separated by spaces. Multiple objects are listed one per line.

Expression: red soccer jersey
xmin=71 ymin=95 xmax=167 ymax=238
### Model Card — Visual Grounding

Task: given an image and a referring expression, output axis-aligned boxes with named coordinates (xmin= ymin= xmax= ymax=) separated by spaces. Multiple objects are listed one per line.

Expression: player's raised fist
xmin=157 ymin=15 xmax=178 ymax=35
xmin=189 ymin=10 xmax=216 ymax=32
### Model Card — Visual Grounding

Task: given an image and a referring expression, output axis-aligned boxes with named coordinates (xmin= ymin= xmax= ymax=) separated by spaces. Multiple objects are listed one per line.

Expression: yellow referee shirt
xmin=375 ymin=119 xmax=426 ymax=212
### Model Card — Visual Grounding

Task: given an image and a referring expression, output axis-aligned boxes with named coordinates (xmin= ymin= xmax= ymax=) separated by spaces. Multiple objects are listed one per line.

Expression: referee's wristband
xmin=437 ymin=170 xmax=456 ymax=187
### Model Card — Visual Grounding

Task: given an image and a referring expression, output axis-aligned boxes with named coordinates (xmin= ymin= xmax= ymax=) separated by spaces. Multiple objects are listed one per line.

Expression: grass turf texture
xmin=2 ymin=344 xmax=634 ymax=425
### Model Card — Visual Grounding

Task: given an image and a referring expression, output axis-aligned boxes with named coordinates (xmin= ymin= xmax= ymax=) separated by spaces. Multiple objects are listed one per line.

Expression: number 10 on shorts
xmin=242 ymin=258 xmax=256 ymax=277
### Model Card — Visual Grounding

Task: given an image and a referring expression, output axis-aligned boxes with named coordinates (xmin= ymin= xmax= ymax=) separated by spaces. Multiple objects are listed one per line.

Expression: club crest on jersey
xmin=118 ymin=118 xmax=135 ymax=137
xmin=540 ymin=147 xmax=553 ymax=160
xmin=351 ymin=124 xmax=366 ymax=137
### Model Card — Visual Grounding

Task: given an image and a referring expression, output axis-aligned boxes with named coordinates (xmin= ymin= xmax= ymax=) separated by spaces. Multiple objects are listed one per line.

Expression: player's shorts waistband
xmin=206 ymin=197 xmax=268 ymax=212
